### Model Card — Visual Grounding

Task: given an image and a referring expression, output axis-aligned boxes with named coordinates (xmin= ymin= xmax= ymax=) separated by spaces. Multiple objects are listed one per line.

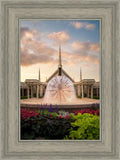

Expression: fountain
xmin=42 ymin=76 xmax=77 ymax=105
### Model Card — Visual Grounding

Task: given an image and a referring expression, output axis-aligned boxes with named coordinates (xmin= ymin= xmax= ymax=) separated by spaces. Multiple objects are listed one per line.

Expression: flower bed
xmin=21 ymin=109 xmax=71 ymax=140
xmin=21 ymin=108 xmax=100 ymax=140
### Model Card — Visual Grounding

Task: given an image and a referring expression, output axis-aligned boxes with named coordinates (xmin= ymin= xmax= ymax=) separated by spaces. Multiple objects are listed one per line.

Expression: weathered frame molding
xmin=0 ymin=0 xmax=120 ymax=159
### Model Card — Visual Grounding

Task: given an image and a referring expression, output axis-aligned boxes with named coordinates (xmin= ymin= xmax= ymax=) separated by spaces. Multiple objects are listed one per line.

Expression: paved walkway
xmin=21 ymin=98 xmax=99 ymax=105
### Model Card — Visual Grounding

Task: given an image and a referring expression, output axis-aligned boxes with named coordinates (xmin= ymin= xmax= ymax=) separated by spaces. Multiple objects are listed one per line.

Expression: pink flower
xmin=64 ymin=115 xmax=70 ymax=119
xmin=59 ymin=115 xmax=62 ymax=119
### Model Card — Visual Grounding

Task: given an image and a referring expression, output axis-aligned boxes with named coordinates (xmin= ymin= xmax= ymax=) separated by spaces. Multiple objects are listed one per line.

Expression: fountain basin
xmin=21 ymin=98 xmax=100 ymax=113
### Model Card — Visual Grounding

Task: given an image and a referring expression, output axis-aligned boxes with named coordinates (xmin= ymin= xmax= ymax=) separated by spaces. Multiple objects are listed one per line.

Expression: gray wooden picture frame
xmin=0 ymin=0 xmax=120 ymax=159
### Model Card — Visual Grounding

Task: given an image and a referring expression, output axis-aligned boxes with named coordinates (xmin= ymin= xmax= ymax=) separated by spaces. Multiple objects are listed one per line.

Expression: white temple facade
xmin=20 ymin=46 xmax=100 ymax=99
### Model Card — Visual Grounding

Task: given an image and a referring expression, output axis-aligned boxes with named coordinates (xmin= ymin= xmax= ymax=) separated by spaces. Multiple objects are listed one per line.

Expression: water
xmin=42 ymin=76 xmax=77 ymax=104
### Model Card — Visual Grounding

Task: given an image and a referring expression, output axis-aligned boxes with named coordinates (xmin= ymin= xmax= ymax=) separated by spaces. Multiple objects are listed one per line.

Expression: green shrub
xmin=49 ymin=112 xmax=58 ymax=117
xmin=64 ymin=113 xmax=100 ymax=140
xmin=21 ymin=96 xmax=31 ymax=99
xmin=36 ymin=109 xmax=58 ymax=117
xmin=21 ymin=96 xmax=27 ymax=99
xmin=39 ymin=95 xmax=43 ymax=98
xmin=84 ymin=93 xmax=87 ymax=97
xmin=89 ymin=96 xmax=99 ymax=99
xmin=21 ymin=96 xmax=28 ymax=99
xmin=93 ymin=96 xmax=99 ymax=99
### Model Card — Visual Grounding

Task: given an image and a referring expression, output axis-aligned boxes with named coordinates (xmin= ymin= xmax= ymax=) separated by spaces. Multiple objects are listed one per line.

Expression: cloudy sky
xmin=20 ymin=20 xmax=100 ymax=82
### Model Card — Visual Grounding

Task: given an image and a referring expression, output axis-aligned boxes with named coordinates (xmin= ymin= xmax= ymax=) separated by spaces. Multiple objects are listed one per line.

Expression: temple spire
xmin=58 ymin=44 xmax=62 ymax=68
xmin=39 ymin=68 xmax=40 ymax=81
xmin=80 ymin=68 xmax=82 ymax=81
xmin=58 ymin=44 xmax=62 ymax=76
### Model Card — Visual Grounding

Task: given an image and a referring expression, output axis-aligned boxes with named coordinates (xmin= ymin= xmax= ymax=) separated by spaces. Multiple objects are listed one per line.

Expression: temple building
xmin=20 ymin=46 xmax=100 ymax=99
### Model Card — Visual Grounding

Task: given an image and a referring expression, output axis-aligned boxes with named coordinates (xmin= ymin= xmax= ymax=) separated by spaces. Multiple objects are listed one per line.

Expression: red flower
xmin=64 ymin=115 xmax=70 ymax=119
xmin=21 ymin=109 xmax=40 ymax=119
xmin=59 ymin=115 xmax=62 ymax=119
xmin=74 ymin=109 xmax=100 ymax=116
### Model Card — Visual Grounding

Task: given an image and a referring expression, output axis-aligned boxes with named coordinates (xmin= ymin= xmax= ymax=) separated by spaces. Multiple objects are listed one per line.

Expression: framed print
xmin=20 ymin=19 xmax=100 ymax=140
xmin=0 ymin=0 xmax=120 ymax=159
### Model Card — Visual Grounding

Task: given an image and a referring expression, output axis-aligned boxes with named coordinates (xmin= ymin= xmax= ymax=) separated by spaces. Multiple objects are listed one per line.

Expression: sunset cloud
xmin=20 ymin=27 xmax=57 ymax=66
xmin=57 ymin=48 xmax=99 ymax=67
xmin=20 ymin=27 xmax=99 ymax=68
xmin=72 ymin=41 xmax=89 ymax=51
xmin=70 ymin=22 xmax=95 ymax=30
xmin=21 ymin=27 xmax=38 ymax=39
xmin=69 ymin=40 xmax=100 ymax=66
xmin=47 ymin=31 xmax=70 ymax=44
xmin=85 ymin=24 xmax=95 ymax=29
xmin=72 ymin=41 xmax=100 ymax=53
xmin=21 ymin=46 xmax=56 ymax=66
xmin=89 ymin=43 xmax=100 ymax=52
